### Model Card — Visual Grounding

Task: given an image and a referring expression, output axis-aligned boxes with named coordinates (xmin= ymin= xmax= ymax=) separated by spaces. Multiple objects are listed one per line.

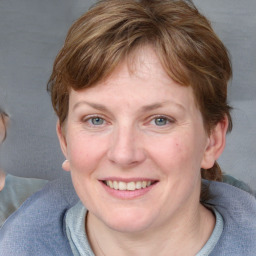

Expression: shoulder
xmin=222 ymin=174 xmax=254 ymax=194
xmin=205 ymin=180 xmax=256 ymax=255
xmin=0 ymin=174 xmax=79 ymax=256
xmin=206 ymin=179 xmax=256 ymax=214
xmin=0 ymin=174 xmax=48 ymax=227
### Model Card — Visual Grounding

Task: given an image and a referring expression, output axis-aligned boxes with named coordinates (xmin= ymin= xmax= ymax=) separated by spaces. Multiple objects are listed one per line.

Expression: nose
xmin=107 ymin=125 xmax=146 ymax=167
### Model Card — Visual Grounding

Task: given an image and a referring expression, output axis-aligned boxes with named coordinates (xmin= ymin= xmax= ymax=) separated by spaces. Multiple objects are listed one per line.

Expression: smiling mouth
xmin=103 ymin=180 xmax=157 ymax=191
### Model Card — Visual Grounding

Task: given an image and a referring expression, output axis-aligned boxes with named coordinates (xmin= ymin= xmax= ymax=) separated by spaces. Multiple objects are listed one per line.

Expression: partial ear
xmin=56 ymin=121 xmax=70 ymax=172
xmin=0 ymin=113 xmax=9 ymax=143
xmin=201 ymin=116 xmax=229 ymax=169
xmin=0 ymin=169 xmax=6 ymax=191
xmin=62 ymin=160 xmax=70 ymax=172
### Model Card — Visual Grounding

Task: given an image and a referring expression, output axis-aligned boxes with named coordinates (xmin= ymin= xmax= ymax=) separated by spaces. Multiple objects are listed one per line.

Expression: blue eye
xmin=154 ymin=117 xmax=168 ymax=126
xmin=90 ymin=117 xmax=104 ymax=125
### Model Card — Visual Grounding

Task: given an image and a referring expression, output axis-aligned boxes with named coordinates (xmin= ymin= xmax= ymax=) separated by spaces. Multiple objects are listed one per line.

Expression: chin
xmin=100 ymin=208 xmax=156 ymax=233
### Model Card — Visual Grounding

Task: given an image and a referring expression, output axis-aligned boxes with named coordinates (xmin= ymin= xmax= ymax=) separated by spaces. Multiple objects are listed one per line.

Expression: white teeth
xmin=106 ymin=180 xmax=113 ymax=188
xmin=113 ymin=181 xmax=118 ymax=190
xmin=127 ymin=182 xmax=135 ymax=191
xmin=105 ymin=180 xmax=153 ymax=191
xmin=142 ymin=181 xmax=147 ymax=188
xmin=118 ymin=182 xmax=127 ymax=190
xmin=135 ymin=181 xmax=142 ymax=189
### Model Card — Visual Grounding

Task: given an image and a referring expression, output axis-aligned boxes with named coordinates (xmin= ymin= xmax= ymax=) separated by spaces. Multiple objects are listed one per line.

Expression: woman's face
xmin=58 ymin=46 xmax=215 ymax=233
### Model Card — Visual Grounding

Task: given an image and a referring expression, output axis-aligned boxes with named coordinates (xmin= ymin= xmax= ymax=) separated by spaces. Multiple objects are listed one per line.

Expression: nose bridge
xmin=107 ymin=122 xmax=145 ymax=166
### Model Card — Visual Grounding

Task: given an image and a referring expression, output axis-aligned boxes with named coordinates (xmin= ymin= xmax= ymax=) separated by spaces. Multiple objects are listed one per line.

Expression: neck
xmin=86 ymin=204 xmax=215 ymax=256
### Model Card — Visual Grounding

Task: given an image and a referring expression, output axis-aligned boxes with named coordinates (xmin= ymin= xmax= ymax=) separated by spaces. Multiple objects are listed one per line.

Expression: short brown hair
xmin=47 ymin=0 xmax=232 ymax=188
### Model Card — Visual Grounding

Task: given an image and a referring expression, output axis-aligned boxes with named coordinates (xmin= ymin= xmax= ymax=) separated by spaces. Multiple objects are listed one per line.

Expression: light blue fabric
xmin=0 ymin=174 xmax=48 ymax=227
xmin=0 ymin=176 xmax=255 ymax=255
xmin=197 ymin=209 xmax=223 ymax=256
xmin=65 ymin=201 xmax=94 ymax=256
xmin=65 ymin=202 xmax=224 ymax=256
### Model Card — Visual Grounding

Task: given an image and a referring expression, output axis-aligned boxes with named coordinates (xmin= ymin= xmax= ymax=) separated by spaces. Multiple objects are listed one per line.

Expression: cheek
xmin=66 ymin=133 xmax=106 ymax=173
xmin=174 ymin=139 xmax=202 ymax=166
xmin=148 ymin=134 xmax=203 ymax=176
xmin=65 ymin=133 xmax=106 ymax=207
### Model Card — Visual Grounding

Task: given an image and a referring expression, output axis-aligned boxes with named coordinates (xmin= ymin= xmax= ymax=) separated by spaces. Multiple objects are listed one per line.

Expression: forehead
xmin=69 ymin=46 xmax=196 ymax=112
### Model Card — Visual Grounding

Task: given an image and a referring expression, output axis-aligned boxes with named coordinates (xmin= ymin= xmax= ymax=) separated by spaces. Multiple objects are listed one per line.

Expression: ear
xmin=0 ymin=113 xmax=9 ymax=143
xmin=0 ymin=168 xmax=6 ymax=191
xmin=56 ymin=121 xmax=70 ymax=172
xmin=201 ymin=116 xmax=229 ymax=169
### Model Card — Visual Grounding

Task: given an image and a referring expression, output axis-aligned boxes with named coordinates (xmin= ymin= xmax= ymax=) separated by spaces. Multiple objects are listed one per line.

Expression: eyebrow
xmin=72 ymin=100 xmax=185 ymax=113
xmin=141 ymin=103 xmax=167 ymax=112
xmin=73 ymin=101 xmax=108 ymax=112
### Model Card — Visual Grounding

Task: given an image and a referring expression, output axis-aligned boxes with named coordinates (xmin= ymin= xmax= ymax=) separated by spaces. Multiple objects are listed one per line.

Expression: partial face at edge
xmin=57 ymin=46 xmax=225 ymax=233
xmin=0 ymin=113 xmax=8 ymax=144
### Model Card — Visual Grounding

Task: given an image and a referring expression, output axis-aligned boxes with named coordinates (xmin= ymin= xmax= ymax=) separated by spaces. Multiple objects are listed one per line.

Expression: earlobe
xmin=201 ymin=117 xmax=229 ymax=169
xmin=62 ymin=160 xmax=70 ymax=172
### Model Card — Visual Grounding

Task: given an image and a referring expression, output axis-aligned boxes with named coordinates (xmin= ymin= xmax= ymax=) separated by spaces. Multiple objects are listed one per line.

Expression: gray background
xmin=0 ymin=0 xmax=255 ymax=187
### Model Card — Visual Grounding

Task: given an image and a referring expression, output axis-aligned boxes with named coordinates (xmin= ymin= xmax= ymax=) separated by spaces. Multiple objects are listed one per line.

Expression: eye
xmin=154 ymin=117 xmax=169 ymax=126
xmin=148 ymin=115 xmax=175 ymax=127
xmin=90 ymin=117 xmax=104 ymax=125
xmin=88 ymin=117 xmax=105 ymax=126
xmin=82 ymin=115 xmax=107 ymax=127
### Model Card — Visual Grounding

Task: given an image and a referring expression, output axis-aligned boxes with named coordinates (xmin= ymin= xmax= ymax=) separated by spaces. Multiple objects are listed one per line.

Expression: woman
xmin=1 ymin=0 xmax=255 ymax=255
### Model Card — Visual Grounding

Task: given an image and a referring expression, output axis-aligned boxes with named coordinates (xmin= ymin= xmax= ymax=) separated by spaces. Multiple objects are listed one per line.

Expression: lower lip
xmin=101 ymin=182 xmax=157 ymax=200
